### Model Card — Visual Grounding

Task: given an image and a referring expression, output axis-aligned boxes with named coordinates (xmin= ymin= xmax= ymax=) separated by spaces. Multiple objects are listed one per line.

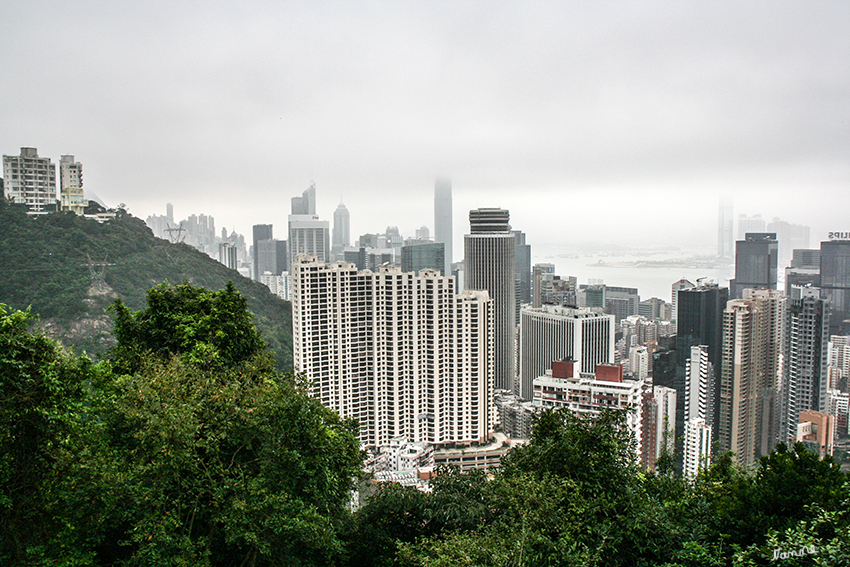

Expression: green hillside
xmin=0 ymin=200 xmax=292 ymax=369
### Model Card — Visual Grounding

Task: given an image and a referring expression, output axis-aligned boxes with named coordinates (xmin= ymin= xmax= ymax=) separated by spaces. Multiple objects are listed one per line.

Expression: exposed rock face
xmin=38 ymin=283 xmax=118 ymax=354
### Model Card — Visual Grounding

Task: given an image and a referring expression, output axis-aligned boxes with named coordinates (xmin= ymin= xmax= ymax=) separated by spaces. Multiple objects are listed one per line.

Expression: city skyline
xmin=2 ymin=2 xmax=848 ymax=253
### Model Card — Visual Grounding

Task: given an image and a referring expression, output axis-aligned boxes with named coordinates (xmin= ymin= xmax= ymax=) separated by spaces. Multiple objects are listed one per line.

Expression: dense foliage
xmin=0 ymin=285 xmax=360 ymax=566
xmin=345 ymin=411 xmax=850 ymax=567
xmin=0 ymin=200 xmax=292 ymax=369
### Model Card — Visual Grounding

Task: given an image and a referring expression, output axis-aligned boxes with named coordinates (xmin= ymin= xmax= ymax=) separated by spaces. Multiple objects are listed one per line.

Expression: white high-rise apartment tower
xmin=684 ymin=345 xmax=713 ymax=476
xmin=291 ymin=256 xmax=496 ymax=448
xmin=59 ymin=155 xmax=85 ymax=214
xmin=2 ymin=147 xmax=57 ymax=212
xmin=465 ymin=208 xmax=516 ymax=391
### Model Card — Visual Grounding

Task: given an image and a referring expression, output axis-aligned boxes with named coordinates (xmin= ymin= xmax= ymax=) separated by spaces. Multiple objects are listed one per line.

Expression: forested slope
xmin=0 ymin=200 xmax=292 ymax=369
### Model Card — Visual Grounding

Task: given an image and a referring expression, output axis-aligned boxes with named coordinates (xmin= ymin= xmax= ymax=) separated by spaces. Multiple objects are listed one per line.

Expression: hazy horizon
xmin=3 ymin=1 xmax=848 ymax=254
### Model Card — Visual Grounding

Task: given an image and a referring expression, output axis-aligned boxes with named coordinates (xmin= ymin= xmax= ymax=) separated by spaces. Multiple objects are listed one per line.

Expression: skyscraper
xmin=332 ymin=202 xmax=350 ymax=260
xmin=291 ymin=256 xmax=495 ymax=448
xmin=785 ymin=249 xmax=821 ymax=294
xmin=434 ymin=178 xmax=453 ymax=276
xmin=670 ymin=281 xmax=728 ymax=471
xmin=2 ymin=147 xmax=57 ymax=213
xmin=288 ymin=215 xmax=329 ymax=265
xmin=532 ymin=263 xmax=556 ymax=308
xmin=779 ymin=286 xmax=830 ymax=446
xmin=820 ymin=237 xmax=850 ymax=335
xmin=737 ymin=214 xmax=766 ymax=240
xmin=718 ymin=289 xmax=784 ymax=467
xmin=218 ymin=242 xmax=237 ymax=270
xmin=683 ymin=418 xmax=712 ymax=479
xmin=252 ymin=224 xmax=273 ymax=280
xmin=513 ymin=230 xmax=532 ymax=318
xmin=401 ymin=240 xmax=445 ymax=275
xmin=257 ymin=239 xmax=288 ymax=276
xmin=291 ymin=182 xmax=316 ymax=215
xmin=465 ymin=208 xmax=516 ymax=391
xmin=519 ymin=305 xmax=615 ymax=400
xmin=684 ymin=345 xmax=711 ymax=424
xmin=670 ymin=278 xmax=695 ymax=324
xmin=731 ymin=233 xmax=778 ymax=299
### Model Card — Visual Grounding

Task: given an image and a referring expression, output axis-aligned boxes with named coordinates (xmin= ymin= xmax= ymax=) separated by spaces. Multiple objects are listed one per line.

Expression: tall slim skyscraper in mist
xmin=434 ymin=178 xmax=452 ymax=276
xmin=332 ymin=202 xmax=350 ymax=260
xmin=465 ymin=208 xmax=516 ymax=391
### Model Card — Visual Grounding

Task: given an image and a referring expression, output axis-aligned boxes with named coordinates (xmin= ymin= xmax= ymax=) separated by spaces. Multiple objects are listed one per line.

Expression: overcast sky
xmin=2 ymin=1 xmax=848 ymax=254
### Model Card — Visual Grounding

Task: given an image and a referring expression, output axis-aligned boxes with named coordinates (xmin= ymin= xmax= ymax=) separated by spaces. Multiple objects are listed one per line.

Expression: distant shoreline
xmin=589 ymin=258 xmax=731 ymax=270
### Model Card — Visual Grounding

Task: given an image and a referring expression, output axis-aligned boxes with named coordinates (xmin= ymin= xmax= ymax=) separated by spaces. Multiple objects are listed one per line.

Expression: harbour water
xmin=533 ymin=245 xmax=736 ymax=302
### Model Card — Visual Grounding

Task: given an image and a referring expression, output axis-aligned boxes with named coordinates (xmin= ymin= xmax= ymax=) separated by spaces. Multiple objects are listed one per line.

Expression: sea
xmin=532 ymin=244 xmax=737 ymax=302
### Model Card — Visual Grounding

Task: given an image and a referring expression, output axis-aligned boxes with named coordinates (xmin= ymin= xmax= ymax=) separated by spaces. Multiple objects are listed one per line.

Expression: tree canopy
xmin=0 ymin=283 xmax=360 ymax=566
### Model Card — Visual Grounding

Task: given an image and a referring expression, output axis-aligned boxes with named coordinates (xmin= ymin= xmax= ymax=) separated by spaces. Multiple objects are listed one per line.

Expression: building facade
xmin=252 ymin=224 xmax=273 ymax=280
xmin=2 ymin=147 xmax=57 ymax=212
xmin=401 ymin=240 xmax=445 ymax=276
xmin=820 ymin=238 xmax=850 ymax=335
xmin=59 ymin=154 xmax=85 ymax=214
xmin=292 ymin=256 xmax=496 ymax=448
xmin=464 ymin=208 xmax=517 ymax=391
xmin=718 ymin=289 xmax=785 ymax=467
xmin=533 ymin=360 xmax=644 ymax=456
xmin=731 ymin=233 xmax=778 ymax=299
xmin=778 ymin=286 xmax=830 ymax=446
xmin=288 ymin=214 xmax=330 ymax=265
xmin=519 ymin=305 xmax=615 ymax=401
xmin=672 ymin=281 xmax=728 ymax=467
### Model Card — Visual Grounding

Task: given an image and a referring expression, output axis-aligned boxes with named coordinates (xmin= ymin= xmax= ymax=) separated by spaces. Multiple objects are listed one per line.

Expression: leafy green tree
xmin=109 ymin=281 xmax=272 ymax=374
xmin=403 ymin=409 xmax=687 ymax=567
xmin=81 ymin=358 xmax=362 ymax=566
xmin=694 ymin=445 xmax=848 ymax=559
xmin=66 ymin=282 xmax=364 ymax=565
xmin=0 ymin=305 xmax=91 ymax=564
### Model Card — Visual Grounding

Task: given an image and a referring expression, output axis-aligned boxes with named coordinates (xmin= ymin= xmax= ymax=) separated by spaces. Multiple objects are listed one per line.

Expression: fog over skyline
xmin=3 ymin=1 xmax=849 ymax=254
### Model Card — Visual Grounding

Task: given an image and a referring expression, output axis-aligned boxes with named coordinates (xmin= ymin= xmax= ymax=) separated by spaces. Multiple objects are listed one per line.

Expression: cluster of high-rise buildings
xmin=2 ymin=147 xmax=99 ymax=217
xmin=7 ymin=141 xmax=849 ymax=480
xmin=288 ymin=188 xmax=850 ymax=481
